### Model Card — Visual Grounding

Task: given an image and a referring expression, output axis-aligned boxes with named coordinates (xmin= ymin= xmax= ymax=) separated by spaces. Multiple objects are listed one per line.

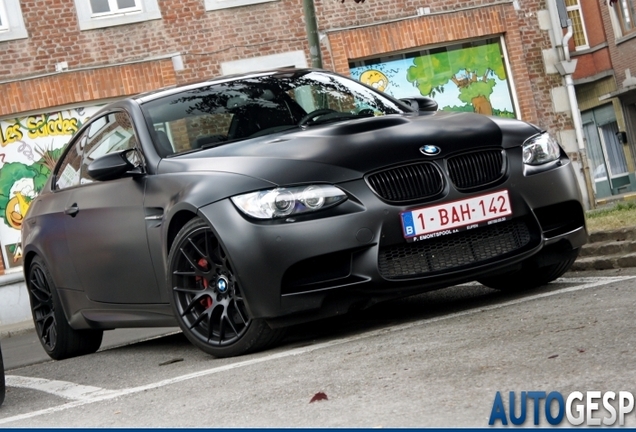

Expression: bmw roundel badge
xmin=420 ymin=145 xmax=441 ymax=156
xmin=217 ymin=276 xmax=229 ymax=293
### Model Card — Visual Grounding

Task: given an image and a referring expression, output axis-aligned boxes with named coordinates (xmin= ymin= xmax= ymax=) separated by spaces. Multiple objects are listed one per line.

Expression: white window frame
xmin=89 ymin=0 xmax=142 ymax=18
xmin=565 ymin=0 xmax=590 ymax=51
xmin=220 ymin=50 xmax=307 ymax=75
xmin=205 ymin=0 xmax=278 ymax=12
xmin=74 ymin=0 xmax=161 ymax=31
xmin=0 ymin=0 xmax=28 ymax=42
xmin=612 ymin=0 xmax=636 ymax=38
xmin=0 ymin=1 xmax=8 ymax=32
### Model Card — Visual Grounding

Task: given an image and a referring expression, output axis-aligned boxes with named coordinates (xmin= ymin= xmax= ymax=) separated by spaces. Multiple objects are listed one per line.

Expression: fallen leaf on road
xmin=310 ymin=392 xmax=328 ymax=403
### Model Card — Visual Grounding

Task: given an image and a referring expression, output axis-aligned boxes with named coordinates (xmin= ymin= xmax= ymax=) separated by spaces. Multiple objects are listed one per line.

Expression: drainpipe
xmin=551 ymin=3 xmax=596 ymax=209
xmin=303 ymin=0 xmax=323 ymax=68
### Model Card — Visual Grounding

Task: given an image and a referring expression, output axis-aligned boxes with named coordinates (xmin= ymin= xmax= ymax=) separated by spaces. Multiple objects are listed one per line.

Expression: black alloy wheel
xmin=27 ymin=256 xmax=103 ymax=360
xmin=168 ymin=218 xmax=284 ymax=357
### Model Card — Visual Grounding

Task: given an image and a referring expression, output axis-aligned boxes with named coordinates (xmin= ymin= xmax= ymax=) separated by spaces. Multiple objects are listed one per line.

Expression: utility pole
xmin=303 ymin=0 xmax=323 ymax=68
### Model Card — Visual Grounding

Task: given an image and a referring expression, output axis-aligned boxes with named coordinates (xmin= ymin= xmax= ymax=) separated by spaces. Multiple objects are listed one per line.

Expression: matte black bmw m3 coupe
xmin=22 ymin=68 xmax=587 ymax=359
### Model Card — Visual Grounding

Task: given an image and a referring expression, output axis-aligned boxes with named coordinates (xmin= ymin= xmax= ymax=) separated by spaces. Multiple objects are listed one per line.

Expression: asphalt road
xmin=1 ymin=268 xmax=635 ymax=427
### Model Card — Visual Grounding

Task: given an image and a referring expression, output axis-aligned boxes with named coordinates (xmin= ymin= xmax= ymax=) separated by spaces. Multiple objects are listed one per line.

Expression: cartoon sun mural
xmin=6 ymin=181 xmax=34 ymax=229
xmin=359 ymin=69 xmax=389 ymax=92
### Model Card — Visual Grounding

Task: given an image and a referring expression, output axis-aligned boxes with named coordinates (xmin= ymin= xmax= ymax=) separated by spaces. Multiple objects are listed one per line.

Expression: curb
xmin=595 ymin=192 xmax=636 ymax=207
xmin=0 ymin=320 xmax=34 ymax=338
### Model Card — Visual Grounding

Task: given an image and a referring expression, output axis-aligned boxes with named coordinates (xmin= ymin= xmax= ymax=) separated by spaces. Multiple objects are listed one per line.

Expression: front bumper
xmin=198 ymin=151 xmax=587 ymax=325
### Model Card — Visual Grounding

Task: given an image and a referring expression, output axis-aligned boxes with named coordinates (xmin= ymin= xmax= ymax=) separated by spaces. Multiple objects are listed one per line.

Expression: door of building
xmin=582 ymin=104 xmax=631 ymax=198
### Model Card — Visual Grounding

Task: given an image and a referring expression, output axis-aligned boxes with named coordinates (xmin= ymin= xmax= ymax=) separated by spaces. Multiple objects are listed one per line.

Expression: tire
xmin=0 ymin=342 xmax=5 ymax=407
xmin=27 ymin=256 xmax=103 ymax=360
xmin=168 ymin=218 xmax=286 ymax=358
xmin=478 ymin=248 xmax=580 ymax=291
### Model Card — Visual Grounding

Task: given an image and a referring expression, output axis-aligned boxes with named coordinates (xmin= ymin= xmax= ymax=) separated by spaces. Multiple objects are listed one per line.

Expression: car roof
xmin=134 ymin=67 xmax=320 ymax=104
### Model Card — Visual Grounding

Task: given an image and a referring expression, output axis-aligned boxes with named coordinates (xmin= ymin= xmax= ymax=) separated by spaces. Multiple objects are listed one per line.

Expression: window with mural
xmin=350 ymin=37 xmax=516 ymax=118
xmin=614 ymin=0 xmax=636 ymax=36
xmin=565 ymin=0 xmax=589 ymax=50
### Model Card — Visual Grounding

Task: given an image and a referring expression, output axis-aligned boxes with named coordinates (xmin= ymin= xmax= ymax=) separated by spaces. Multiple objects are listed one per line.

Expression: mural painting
xmin=350 ymin=38 xmax=516 ymax=118
xmin=0 ymin=107 xmax=102 ymax=269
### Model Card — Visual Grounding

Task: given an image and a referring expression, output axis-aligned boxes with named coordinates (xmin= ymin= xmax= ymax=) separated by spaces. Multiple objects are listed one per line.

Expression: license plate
xmin=400 ymin=190 xmax=512 ymax=242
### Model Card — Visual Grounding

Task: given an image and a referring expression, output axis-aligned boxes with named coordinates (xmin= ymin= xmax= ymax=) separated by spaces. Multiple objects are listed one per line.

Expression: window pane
xmin=90 ymin=0 xmax=110 ymax=13
xmin=619 ymin=0 xmax=635 ymax=31
xmin=81 ymin=112 xmax=138 ymax=184
xmin=116 ymin=0 xmax=137 ymax=9
xmin=600 ymin=121 xmax=628 ymax=176
xmin=0 ymin=0 xmax=6 ymax=29
xmin=55 ymin=136 xmax=85 ymax=190
xmin=567 ymin=9 xmax=587 ymax=47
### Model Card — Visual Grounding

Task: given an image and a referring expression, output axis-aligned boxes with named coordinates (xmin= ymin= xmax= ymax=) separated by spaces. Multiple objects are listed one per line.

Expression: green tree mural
xmin=406 ymin=42 xmax=507 ymax=115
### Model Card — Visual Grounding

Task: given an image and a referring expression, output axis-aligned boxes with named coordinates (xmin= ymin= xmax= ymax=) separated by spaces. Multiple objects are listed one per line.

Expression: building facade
xmin=0 ymin=0 xmax=587 ymax=274
xmin=567 ymin=0 xmax=636 ymax=202
xmin=597 ymin=0 xmax=636 ymax=198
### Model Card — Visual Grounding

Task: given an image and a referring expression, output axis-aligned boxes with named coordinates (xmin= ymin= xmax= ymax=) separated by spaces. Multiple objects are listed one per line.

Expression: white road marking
xmin=5 ymin=376 xmax=118 ymax=400
xmin=1 ymin=276 xmax=633 ymax=424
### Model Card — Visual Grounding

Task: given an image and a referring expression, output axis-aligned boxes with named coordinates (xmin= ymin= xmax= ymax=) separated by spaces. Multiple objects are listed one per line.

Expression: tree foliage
xmin=406 ymin=42 xmax=506 ymax=114
xmin=406 ymin=43 xmax=505 ymax=93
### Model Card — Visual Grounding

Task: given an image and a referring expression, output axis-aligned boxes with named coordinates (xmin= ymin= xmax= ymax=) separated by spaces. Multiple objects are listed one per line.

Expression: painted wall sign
xmin=0 ymin=106 xmax=102 ymax=269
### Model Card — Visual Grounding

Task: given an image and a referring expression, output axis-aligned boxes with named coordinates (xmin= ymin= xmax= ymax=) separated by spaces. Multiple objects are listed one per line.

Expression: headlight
xmin=231 ymin=185 xmax=347 ymax=219
xmin=522 ymin=132 xmax=561 ymax=165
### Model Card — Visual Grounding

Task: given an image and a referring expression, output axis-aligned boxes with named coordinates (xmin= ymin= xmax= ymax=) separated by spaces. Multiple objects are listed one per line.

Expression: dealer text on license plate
xmin=400 ymin=190 xmax=512 ymax=242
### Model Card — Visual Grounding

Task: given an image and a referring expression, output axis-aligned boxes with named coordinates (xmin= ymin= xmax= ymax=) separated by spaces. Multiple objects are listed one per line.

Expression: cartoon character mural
xmin=359 ymin=69 xmax=389 ymax=92
xmin=350 ymin=38 xmax=516 ymax=118
xmin=0 ymin=107 xmax=102 ymax=269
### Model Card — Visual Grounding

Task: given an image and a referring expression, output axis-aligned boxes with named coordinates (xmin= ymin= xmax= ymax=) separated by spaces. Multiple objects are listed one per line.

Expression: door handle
xmin=64 ymin=204 xmax=79 ymax=217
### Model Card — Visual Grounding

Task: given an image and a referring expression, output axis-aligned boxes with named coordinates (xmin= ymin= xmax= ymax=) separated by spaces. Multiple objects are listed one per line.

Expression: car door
xmin=63 ymin=111 xmax=162 ymax=304
xmin=29 ymin=132 xmax=87 ymax=293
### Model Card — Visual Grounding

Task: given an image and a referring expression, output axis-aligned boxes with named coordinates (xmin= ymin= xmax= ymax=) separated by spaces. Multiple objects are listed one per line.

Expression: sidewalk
xmin=0 ymin=270 xmax=32 ymax=338
xmin=2 ymin=226 xmax=635 ymax=339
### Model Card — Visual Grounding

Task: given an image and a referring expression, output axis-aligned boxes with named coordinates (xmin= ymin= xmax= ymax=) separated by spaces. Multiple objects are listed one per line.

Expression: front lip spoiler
xmin=543 ymin=225 xmax=588 ymax=249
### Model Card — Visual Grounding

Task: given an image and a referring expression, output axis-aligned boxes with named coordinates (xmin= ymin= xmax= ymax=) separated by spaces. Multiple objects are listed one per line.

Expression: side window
xmin=80 ymin=111 xmax=139 ymax=184
xmin=54 ymin=134 xmax=86 ymax=190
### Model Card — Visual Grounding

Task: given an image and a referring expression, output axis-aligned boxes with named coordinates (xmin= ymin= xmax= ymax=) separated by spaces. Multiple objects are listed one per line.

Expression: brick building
xmin=0 ymin=0 xmax=590 ymax=274
xmin=597 ymin=0 xmax=636 ymax=197
xmin=568 ymin=0 xmax=636 ymax=201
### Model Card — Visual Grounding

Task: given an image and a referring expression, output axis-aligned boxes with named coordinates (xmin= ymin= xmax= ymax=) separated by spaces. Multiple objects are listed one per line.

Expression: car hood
xmin=158 ymin=111 xmax=541 ymax=185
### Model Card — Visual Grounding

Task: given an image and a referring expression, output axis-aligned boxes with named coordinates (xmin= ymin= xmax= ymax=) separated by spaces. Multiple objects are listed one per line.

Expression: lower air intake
xmin=378 ymin=219 xmax=531 ymax=279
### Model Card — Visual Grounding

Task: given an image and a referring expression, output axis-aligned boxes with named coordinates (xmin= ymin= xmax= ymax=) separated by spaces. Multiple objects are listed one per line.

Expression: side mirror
xmin=87 ymin=149 xmax=142 ymax=181
xmin=400 ymin=96 xmax=438 ymax=112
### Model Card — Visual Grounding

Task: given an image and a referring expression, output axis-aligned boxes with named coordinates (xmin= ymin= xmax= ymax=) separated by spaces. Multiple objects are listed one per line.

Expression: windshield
xmin=141 ymin=70 xmax=407 ymax=156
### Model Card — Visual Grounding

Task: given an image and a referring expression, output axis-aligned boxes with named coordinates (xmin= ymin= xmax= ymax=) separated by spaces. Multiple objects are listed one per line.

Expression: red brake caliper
xmin=196 ymin=258 xmax=213 ymax=308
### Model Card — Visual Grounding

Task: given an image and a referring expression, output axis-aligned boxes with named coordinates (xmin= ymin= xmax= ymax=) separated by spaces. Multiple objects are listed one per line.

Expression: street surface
xmin=0 ymin=268 xmax=635 ymax=427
